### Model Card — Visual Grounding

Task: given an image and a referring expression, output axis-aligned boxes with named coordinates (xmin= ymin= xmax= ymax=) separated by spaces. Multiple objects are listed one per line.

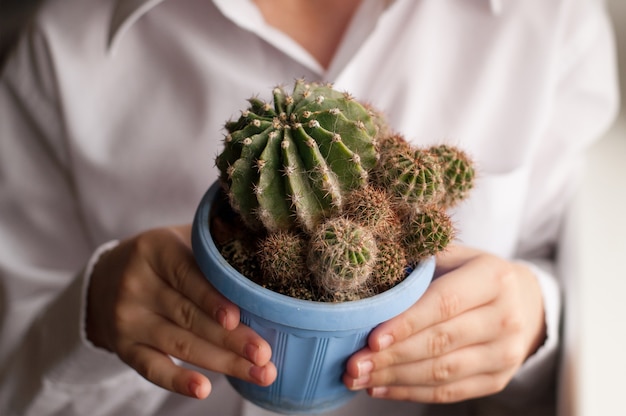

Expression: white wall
xmin=572 ymin=1 xmax=626 ymax=415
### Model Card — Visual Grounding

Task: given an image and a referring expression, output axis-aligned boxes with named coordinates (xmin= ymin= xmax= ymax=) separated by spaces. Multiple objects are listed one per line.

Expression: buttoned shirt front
xmin=0 ymin=0 xmax=619 ymax=415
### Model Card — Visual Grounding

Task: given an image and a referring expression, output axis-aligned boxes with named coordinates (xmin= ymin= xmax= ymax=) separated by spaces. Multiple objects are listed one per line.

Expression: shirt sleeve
xmin=0 ymin=25 xmax=166 ymax=416
xmin=490 ymin=0 xmax=620 ymax=407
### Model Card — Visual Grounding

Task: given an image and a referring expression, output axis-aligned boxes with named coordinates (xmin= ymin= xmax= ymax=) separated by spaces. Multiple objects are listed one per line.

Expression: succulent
xmin=216 ymin=80 xmax=381 ymax=233
xmin=428 ymin=144 xmax=475 ymax=208
xmin=307 ymin=217 xmax=378 ymax=296
xmin=401 ymin=205 xmax=455 ymax=263
xmin=375 ymin=144 xmax=444 ymax=206
xmin=257 ymin=230 xmax=309 ymax=287
xmin=370 ymin=238 xmax=408 ymax=293
xmin=342 ymin=185 xmax=401 ymax=240
xmin=210 ymin=81 xmax=476 ymax=302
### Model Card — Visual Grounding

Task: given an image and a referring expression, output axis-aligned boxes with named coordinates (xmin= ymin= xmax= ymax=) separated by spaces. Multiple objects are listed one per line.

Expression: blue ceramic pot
xmin=192 ymin=182 xmax=435 ymax=414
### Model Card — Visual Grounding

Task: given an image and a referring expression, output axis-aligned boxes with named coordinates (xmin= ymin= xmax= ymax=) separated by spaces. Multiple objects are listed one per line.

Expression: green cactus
xmin=215 ymin=80 xmax=380 ymax=233
xmin=428 ymin=144 xmax=475 ymax=208
xmin=371 ymin=238 xmax=408 ymax=293
xmin=257 ymin=230 xmax=309 ymax=287
xmin=401 ymin=205 xmax=455 ymax=263
xmin=210 ymin=80 xmax=478 ymax=302
xmin=375 ymin=142 xmax=444 ymax=207
xmin=342 ymin=185 xmax=401 ymax=240
xmin=307 ymin=217 xmax=378 ymax=297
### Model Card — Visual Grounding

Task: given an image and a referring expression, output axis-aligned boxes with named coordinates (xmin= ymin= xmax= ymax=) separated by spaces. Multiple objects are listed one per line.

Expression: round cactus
xmin=342 ymin=185 xmax=401 ymax=240
xmin=257 ymin=230 xmax=309 ymax=287
xmin=401 ymin=205 xmax=455 ymax=263
xmin=375 ymin=144 xmax=444 ymax=207
xmin=216 ymin=80 xmax=380 ymax=233
xmin=370 ymin=238 xmax=408 ymax=293
xmin=307 ymin=217 xmax=378 ymax=297
xmin=428 ymin=144 xmax=475 ymax=208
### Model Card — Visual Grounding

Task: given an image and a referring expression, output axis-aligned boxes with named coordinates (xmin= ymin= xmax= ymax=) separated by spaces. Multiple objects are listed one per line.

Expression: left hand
xmin=343 ymin=244 xmax=546 ymax=403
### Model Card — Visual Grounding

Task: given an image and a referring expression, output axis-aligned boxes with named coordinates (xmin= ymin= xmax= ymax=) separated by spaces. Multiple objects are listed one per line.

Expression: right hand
xmin=85 ymin=225 xmax=277 ymax=399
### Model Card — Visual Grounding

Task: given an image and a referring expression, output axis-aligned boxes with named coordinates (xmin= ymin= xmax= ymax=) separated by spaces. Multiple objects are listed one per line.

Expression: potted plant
xmin=191 ymin=80 xmax=474 ymax=414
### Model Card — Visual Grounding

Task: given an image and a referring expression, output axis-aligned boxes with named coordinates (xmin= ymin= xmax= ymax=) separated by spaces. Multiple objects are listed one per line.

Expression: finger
xmin=149 ymin=283 xmax=273 ymax=366
xmin=123 ymin=343 xmax=212 ymax=399
xmin=368 ymin=254 xmax=503 ymax=351
xmin=346 ymin=341 xmax=523 ymax=390
xmin=128 ymin=313 xmax=276 ymax=384
xmin=346 ymin=303 xmax=508 ymax=378
xmin=365 ymin=370 xmax=513 ymax=404
xmin=147 ymin=230 xmax=241 ymax=330
xmin=433 ymin=244 xmax=481 ymax=277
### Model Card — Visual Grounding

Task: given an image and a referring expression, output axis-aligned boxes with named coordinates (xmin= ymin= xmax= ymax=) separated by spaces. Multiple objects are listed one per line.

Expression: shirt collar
xmin=108 ymin=0 xmax=167 ymax=51
xmin=107 ymin=0 xmax=504 ymax=52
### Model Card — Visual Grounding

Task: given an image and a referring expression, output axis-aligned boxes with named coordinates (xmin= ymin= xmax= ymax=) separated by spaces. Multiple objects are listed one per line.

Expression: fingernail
xmin=357 ymin=360 xmax=373 ymax=377
xmin=216 ymin=307 xmax=228 ymax=328
xmin=188 ymin=381 xmax=204 ymax=399
xmin=245 ymin=343 xmax=259 ymax=363
xmin=250 ymin=365 xmax=267 ymax=384
xmin=350 ymin=375 xmax=370 ymax=390
xmin=377 ymin=334 xmax=394 ymax=350
xmin=370 ymin=386 xmax=388 ymax=398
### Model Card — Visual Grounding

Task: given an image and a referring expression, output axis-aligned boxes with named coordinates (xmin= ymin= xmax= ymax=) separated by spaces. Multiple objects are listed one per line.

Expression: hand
xmin=343 ymin=245 xmax=546 ymax=403
xmin=85 ymin=225 xmax=277 ymax=399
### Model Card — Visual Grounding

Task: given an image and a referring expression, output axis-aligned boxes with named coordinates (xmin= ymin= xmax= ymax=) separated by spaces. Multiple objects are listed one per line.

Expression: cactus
xmin=307 ymin=217 xmax=378 ymax=296
xmin=216 ymin=80 xmax=380 ymax=233
xmin=257 ymin=230 xmax=309 ymax=287
xmin=401 ymin=205 xmax=455 ymax=263
xmin=371 ymin=238 xmax=408 ymax=293
xmin=428 ymin=144 xmax=475 ymax=208
xmin=375 ymin=144 xmax=445 ymax=206
xmin=342 ymin=185 xmax=401 ymax=240
xmin=209 ymin=80 xmax=476 ymax=302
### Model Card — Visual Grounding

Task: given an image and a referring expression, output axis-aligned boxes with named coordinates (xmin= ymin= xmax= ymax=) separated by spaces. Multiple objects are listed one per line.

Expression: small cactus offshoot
xmin=212 ymin=80 xmax=476 ymax=302
xmin=307 ymin=217 xmax=378 ymax=296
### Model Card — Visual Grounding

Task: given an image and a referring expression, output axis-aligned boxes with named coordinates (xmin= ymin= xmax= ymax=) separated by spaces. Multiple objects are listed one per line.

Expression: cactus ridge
xmin=307 ymin=217 xmax=378 ymax=296
xmin=216 ymin=80 xmax=380 ymax=233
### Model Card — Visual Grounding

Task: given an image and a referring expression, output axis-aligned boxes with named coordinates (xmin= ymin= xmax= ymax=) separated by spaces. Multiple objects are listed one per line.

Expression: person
xmin=0 ymin=0 xmax=619 ymax=415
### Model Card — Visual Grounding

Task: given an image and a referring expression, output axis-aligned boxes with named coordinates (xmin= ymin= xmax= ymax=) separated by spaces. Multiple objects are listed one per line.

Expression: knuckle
xmin=431 ymin=358 xmax=453 ymax=383
xmin=431 ymin=384 xmax=460 ymax=403
xmin=174 ymin=299 xmax=197 ymax=330
xmin=437 ymin=291 xmax=461 ymax=321
xmin=499 ymin=311 xmax=523 ymax=334
xmin=171 ymin=337 xmax=193 ymax=361
xmin=487 ymin=373 xmax=511 ymax=394
xmin=427 ymin=330 xmax=453 ymax=357
xmin=170 ymin=259 xmax=193 ymax=292
xmin=499 ymin=343 xmax=525 ymax=369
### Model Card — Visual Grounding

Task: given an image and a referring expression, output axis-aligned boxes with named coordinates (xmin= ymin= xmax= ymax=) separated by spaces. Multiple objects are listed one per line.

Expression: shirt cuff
xmin=503 ymin=259 xmax=562 ymax=399
xmin=45 ymin=239 xmax=134 ymax=384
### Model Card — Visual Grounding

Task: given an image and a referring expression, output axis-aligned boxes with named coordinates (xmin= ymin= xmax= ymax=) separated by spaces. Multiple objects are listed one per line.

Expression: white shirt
xmin=0 ymin=0 xmax=619 ymax=415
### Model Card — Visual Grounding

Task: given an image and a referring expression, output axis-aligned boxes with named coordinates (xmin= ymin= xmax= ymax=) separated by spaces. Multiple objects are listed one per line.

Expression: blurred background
xmin=0 ymin=1 xmax=625 ymax=415
xmin=573 ymin=1 xmax=626 ymax=415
